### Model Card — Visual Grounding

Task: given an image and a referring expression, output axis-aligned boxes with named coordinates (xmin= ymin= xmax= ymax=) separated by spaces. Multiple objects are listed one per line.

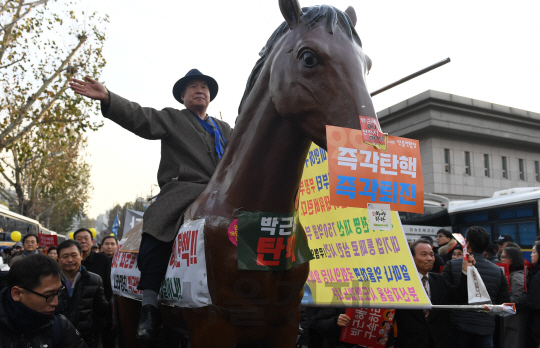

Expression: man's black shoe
xmin=136 ymin=304 xmax=161 ymax=340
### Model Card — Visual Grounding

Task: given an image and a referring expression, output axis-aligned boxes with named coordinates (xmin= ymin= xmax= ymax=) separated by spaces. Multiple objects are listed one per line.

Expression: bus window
xmin=460 ymin=225 xmax=491 ymax=236
xmin=460 ymin=211 xmax=489 ymax=224
xmin=495 ymin=205 xmax=534 ymax=220
xmin=496 ymin=221 xmax=537 ymax=247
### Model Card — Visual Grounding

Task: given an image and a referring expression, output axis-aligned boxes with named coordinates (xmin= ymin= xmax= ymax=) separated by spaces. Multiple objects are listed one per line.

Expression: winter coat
xmin=315 ymin=307 xmax=362 ymax=348
xmin=101 ymin=92 xmax=232 ymax=242
xmin=442 ymin=253 xmax=511 ymax=336
xmin=501 ymin=270 xmax=526 ymax=348
xmin=521 ymin=267 xmax=540 ymax=345
xmin=56 ymin=266 xmax=108 ymax=345
xmin=438 ymin=240 xmax=458 ymax=263
xmin=0 ymin=288 xmax=87 ymax=348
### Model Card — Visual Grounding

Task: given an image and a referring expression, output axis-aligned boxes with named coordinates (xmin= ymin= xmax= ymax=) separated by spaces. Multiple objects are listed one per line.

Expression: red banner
xmin=38 ymin=233 xmax=58 ymax=248
xmin=340 ymin=308 xmax=395 ymax=347
xmin=327 ymin=125 xmax=424 ymax=213
xmin=496 ymin=263 xmax=510 ymax=292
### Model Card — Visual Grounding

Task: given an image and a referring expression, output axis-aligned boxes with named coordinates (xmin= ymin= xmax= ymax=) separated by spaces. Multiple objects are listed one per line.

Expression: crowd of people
xmin=0 ymin=228 xmax=118 ymax=348
xmin=298 ymin=228 xmax=540 ymax=348
xmin=0 ymin=226 xmax=539 ymax=347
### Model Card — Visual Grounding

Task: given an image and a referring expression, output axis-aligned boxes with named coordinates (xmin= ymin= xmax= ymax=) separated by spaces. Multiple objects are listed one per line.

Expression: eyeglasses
xmin=21 ymin=286 xmax=65 ymax=303
xmin=501 ymin=255 xmax=511 ymax=260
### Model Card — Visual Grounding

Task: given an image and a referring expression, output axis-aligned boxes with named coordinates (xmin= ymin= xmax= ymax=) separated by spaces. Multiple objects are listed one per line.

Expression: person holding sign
xmin=442 ymin=226 xmax=510 ymax=348
xmin=394 ymin=239 xmax=472 ymax=348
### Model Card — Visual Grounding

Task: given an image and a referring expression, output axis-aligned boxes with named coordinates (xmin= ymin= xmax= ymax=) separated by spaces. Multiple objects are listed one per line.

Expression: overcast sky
xmin=80 ymin=0 xmax=540 ymax=221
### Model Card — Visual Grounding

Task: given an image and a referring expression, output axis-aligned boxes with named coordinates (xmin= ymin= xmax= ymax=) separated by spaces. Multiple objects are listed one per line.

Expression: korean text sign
xmin=326 ymin=125 xmax=424 ymax=214
xmin=38 ymin=233 xmax=57 ymax=247
xmin=111 ymin=219 xmax=211 ymax=308
xmin=340 ymin=308 xmax=395 ymax=346
xmin=300 ymin=143 xmax=430 ymax=309
xmin=237 ymin=212 xmax=313 ymax=271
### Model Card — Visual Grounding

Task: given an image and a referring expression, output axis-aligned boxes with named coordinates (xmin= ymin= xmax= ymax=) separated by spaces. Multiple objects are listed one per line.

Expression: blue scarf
xmin=189 ymin=111 xmax=226 ymax=159
xmin=4 ymin=290 xmax=54 ymax=333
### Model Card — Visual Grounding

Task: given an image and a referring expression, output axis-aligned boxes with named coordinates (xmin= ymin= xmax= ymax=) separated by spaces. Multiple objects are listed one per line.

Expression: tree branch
xmin=0 ymin=54 xmax=25 ymax=69
xmin=0 ymin=0 xmax=48 ymax=32
xmin=0 ymin=36 xmax=86 ymax=149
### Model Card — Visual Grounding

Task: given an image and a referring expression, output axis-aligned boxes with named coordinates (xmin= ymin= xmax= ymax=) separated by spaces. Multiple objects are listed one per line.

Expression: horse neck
xmin=206 ymin=93 xmax=311 ymax=213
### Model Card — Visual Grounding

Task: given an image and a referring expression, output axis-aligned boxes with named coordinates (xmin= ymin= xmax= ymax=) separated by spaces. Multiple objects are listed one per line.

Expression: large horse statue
xmin=116 ymin=0 xmax=377 ymax=346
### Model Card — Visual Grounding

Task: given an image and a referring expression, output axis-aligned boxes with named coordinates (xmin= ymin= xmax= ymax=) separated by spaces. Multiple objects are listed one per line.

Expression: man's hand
xmin=337 ymin=314 xmax=351 ymax=327
xmin=70 ymin=76 xmax=110 ymax=106
xmin=462 ymin=253 xmax=476 ymax=272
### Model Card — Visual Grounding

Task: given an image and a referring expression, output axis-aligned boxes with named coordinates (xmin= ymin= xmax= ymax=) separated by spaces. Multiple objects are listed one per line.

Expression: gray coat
xmin=102 ymin=92 xmax=232 ymax=242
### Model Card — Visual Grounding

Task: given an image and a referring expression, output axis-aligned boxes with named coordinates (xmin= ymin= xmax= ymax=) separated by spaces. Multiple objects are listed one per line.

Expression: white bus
xmin=0 ymin=204 xmax=64 ymax=242
xmin=449 ymin=187 xmax=540 ymax=256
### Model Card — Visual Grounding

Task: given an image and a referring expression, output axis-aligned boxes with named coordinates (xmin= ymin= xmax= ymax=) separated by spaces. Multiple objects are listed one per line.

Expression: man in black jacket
xmin=442 ymin=226 xmax=511 ymax=348
xmin=0 ymin=253 xmax=86 ymax=348
xmin=56 ymin=240 xmax=109 ymax=348
xmin=74 ymin=228 xmax=113 ymax=301
xmin=394 ymin=239 xmax=471 ymax=348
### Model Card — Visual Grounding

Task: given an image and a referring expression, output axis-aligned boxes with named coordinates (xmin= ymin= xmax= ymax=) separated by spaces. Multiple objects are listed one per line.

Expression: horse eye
xmin=302 ymin=51 xmax=318 ymax=67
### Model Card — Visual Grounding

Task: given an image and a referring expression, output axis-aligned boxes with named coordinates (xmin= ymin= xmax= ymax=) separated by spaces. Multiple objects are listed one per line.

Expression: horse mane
xmin=237 ymin=5 xmax=362 ymax=115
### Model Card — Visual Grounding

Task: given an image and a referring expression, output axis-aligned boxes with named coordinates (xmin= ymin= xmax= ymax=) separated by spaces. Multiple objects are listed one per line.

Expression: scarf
xmin=22 ymin=249 xmax=39 ymax=257
xmin=62 ymin=267 xmax=81 ymax=297
xmin=3 ymin=290 xmax=53 ymax=334
xmin=189 ymin=110 xmax=226 ymax=159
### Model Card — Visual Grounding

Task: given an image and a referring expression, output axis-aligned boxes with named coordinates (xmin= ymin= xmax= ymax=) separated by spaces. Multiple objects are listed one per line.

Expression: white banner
xmin=111 ymin=219 xmax=211 ymax=308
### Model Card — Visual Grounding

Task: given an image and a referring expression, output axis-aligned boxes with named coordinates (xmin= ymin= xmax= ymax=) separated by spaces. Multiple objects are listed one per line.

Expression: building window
xmin=502 ymin=157 xmax=508 ymax=179
xmin=444 ymin=149 xmax=450 ymax=173
xmin=519 ymin=159 xmax=525 ymax=180
xmin=464 ymin=151 xmax=471 ymax=175
xmin=536 ymin=161 xmax=540 ymax=182
xmin=484 ymin=154 xmax=490 ymax=177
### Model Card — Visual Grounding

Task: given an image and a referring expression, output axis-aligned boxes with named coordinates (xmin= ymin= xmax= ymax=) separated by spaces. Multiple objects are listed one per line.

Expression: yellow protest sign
xmin=299 ymin=143 xmax=430 ymax=309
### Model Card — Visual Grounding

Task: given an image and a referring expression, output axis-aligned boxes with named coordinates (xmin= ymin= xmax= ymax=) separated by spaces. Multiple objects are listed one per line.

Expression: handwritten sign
xmin=327 ymin=126 xmax=424 ymax=214
xmin=300 ymin=143 xmax=430 ymax=309
xmin=340 ymin=308 xmax=395 ymax=347
xmin=360 ymin=116 xmax=385 ymax=145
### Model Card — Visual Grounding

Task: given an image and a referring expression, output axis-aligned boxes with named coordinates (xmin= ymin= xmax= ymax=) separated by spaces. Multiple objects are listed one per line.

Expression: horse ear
xmin=279 ymin=0 xmax=302 ymax=29
xmin=345 ymin=6 xmax=357 ymax=27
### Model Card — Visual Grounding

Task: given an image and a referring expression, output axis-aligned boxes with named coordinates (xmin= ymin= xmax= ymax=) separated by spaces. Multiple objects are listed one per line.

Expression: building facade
xmin=378 ymin=90 xmax=540 ymax=200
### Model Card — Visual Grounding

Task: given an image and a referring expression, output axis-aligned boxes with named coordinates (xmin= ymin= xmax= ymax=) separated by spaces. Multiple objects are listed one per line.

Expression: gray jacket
xmin=102 ymin=92 xmax=232 ymax=242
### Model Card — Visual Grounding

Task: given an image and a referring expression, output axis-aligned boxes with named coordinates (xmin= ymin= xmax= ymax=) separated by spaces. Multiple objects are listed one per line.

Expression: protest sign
xmin=340 ymin=308 xmax=395 ymax=347
xmin=300 ymin=143 xmax=430 ymax=309
xmin=326 ymin=126 xmax=423 ymax=214
xmin=38 ymin=233 xmax=58 ymax=247
xmin=111 ymin=219 xmax=211 ymax=308
xmin=237 ymin=212 xmax=313 ymax=271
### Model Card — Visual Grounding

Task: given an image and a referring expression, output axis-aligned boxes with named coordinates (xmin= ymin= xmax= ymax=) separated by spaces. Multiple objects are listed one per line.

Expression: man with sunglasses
xmin=0 ymin=253 xmax=86 ymax=347
xmin=56 ymin=240 xmax=109 ymax=348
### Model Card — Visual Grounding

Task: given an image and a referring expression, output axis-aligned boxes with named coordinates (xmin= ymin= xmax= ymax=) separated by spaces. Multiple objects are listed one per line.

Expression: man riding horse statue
xmin=70 ymin=69 xmax=232 ymax=339
xmin=71 ymin=0 xmax=378 ymax=346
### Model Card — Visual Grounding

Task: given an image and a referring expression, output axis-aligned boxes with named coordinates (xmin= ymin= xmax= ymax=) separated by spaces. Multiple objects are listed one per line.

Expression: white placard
xmin=110 ymin=219 xmax=211 ymax=308
xmin=367 ymin=203 xmax=392 ymax=231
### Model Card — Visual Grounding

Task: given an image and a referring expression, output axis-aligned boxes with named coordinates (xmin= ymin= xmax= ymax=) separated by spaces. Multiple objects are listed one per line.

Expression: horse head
xmin=249 ymin=0 xmax=377 ymax=150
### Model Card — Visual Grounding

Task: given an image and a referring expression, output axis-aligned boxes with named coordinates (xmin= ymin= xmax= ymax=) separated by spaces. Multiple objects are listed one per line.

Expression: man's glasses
xmin=22 ymin=286 xmax=65 ymax=303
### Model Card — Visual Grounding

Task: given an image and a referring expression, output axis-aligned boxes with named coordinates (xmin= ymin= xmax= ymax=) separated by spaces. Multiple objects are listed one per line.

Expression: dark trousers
xmin=453 ymin=332 xmax=493 ymax=348
xmin=137 ymin=233 xmax=174 ymax=292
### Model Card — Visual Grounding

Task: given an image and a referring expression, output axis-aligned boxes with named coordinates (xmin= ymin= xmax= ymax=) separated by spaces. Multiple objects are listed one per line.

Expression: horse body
xmin=117 ymin=1 xmax=377 ymax=346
